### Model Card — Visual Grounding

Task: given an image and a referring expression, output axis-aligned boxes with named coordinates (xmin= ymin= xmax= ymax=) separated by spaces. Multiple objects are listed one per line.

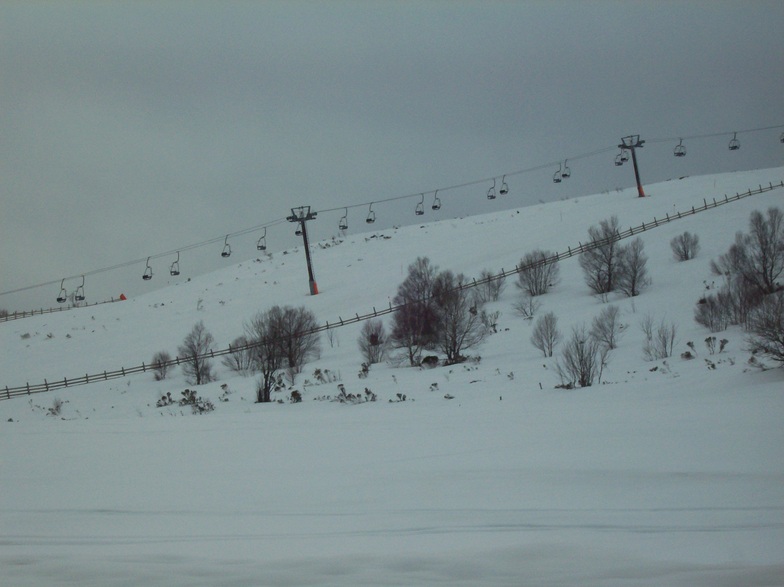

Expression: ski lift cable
xmin=3 ymin=123 xmax=781 ymax=298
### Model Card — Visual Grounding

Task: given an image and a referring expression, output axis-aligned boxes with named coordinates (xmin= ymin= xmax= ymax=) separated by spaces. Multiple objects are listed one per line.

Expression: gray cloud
xmin=2 ymin=1 xmax=783 ymax=311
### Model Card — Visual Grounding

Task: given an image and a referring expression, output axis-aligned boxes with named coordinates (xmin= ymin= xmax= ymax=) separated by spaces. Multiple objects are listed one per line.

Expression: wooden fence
xmin=3 ymin=180 xmax=782 ymax=401
xmin=0 ymin=297 xmax=123 ymax=324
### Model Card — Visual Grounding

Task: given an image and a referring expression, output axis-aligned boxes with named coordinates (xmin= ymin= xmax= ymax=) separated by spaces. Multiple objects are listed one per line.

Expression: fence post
xmin=64 ymin=377 xmax=68 ymax=388
xmin=27 ymin=383 xmax=31 ymax=395
xmin=5 ymin=386 xmax=9 ymax=400
xmin=44 ymin=379 xmax=49 ymax=391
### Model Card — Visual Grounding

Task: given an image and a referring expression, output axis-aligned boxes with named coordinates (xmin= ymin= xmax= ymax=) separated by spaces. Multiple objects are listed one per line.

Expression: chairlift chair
xmin=415 ymin=194 xmax=425 ymax=216
xmin=552 ymin=163 xmax=562 ymax=184
xmin=339 ymin=208 xmax=349 ymax=231
xmin=366 ymin=203 xmax=376 ymax=224
xmin=487 ymin=178 xmax=496 ymax=200
xmin=780 ymin=131 xmax=784 ymax=144
xmin=142 ymin=257 xmax=153 ymax=281
xmin=728 ymin=132 xmax=740 ymax=151
xmin=221 ymin=235 xmax=232 ymax=258
xmin=621 ymin=151 xmax=629 ymax=163
xmin=499 ymin=176 xmax=509 ymax=195
xmin=295 ymin=225 xmax=303 ymax=237
xmin=560 ymin=160 xmax=571 ymax=179
xmin=431 ymin=190 xmax=442 ymax=211
xmin=256 ymin=228 xmax=267 ymax=251
xmin=170 ymin=251 xmax=180 ymax=276
xmin=56 ymin=278 xmax=67 ymax=303
xmin=614 ymin=151 xmax=625 ymax=166
xmin=674 ymin=139 xmax=687 ymax=157
xmin=74 ymin=275 xmax=85 ymax=302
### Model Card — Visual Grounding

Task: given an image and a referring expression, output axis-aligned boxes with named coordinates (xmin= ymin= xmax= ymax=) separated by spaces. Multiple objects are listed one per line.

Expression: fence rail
xmin=0 ymin=297 xmax=123 ymax=324
xmin=3 ymin=180 xmax=782 ymax=401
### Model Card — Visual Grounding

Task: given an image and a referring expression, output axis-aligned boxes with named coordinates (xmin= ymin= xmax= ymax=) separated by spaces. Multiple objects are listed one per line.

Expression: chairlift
xmin=295 ymin=224 xmax=303 ymax=237
xmin=561 ymin=160 xmax=571 ymax=179
xmin=674 ymin=139 xmax=687 ymax=157
xmin=338 ymin=208 xmax=349 ymax=231
xmin=431 ymin=190 xmax=442 ymax=211
xmin=499 ymin=175 xmax=509 ymax=195
xmin=256 ymin=227 xmax=267 ymax=251
xmin=487 ymin=178 xmax=496 ymax=200
xmin=366 ymin=203 xmax=376 ymax=224
xmin=614 ymin=151 xmax=625 ymax=166
xmin=728 ymin=132 xmax=740 ymax=151
xmin=170 ymin=251 xmax=180 ymax=276
xmin=142 ymin=257 xmax=153 ymax=281
xmin=56 ymin=278 xmax=67 ymax=303
xmin=415 ymin=194 xmax=425 ymax=216
xmin=221 ymin=235 xmax=232 ymax=258
xmin=780 ymin=131 xmax=784 ymax=144
xmin=552 ymin=163 xmax=562 ymax=184
xmin=74 ymin=275 xmax=85 ymax=302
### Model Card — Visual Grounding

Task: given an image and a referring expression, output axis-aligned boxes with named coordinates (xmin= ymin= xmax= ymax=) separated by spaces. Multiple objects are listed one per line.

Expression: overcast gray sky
xmin=2 ymin=0 xmax=783 ymax=312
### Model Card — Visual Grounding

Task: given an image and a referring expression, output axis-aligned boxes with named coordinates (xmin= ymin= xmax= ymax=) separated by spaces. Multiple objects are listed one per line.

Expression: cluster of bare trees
xmin=578 ymin=216 xmax=651 ymax=298
xmin=699 ymin=207 xmax=784 ymax=364
xmin=388 ymin=257 xmax=489 ymax=366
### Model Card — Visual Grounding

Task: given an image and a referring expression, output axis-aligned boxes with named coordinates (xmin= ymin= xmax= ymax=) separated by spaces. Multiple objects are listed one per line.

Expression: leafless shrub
xmin=222 ymin=336 xmax=256 ymax=375
xmin=513 ymin=295 xmax=541 ymax=320
xmin=530 ymin=312 xmax=561 ymax=357
xmin=151 ymin=350 xmax=172 ymax=381
xmin=590 ymin=305 xmax=623 ymax=349
xmin=616 ymin=238 xmax=651 ymax=297
xmin=556 ymin=325 xmax=608 ymax=388
xmin=178 ymin=321 xmax=215 ymax=385
xmin=358 ymin=319 xmax=388 ymax=364
xmin=517 ymin=250 xmax=559 ymax=296
xmin=671 ymin=231 xmax=700 ymax=261
xmin=474 ymin=269 xmax=507 ymax=303
xmin=390 ymin=257 xmax=440 ymax=366
xmin=745 ymin=291 xmax=784 ymax=365
xmin=694 ymin=294 xmax=731 ymax=332
xmin=641 ymin=315 xmax=677 ymax=361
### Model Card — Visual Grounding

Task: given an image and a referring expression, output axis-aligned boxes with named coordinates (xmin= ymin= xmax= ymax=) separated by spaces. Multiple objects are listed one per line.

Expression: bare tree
xmin=617 ymin=238 xmax=651 ymax=297
xmin=178 ymin=321 xmax=215 ymax=385
xmin=244 ymin=309 xmax=285 ymax=403
xmin=390 ymin=257 xmax=440 ymax=366
xmin=432 ymin=270 xmax=487 ymax=364
xmin=556 ymin=325 xmax=607 ymax=388
xmin=530 ymin=312 xmax=561 ymax=357
xmin=579 ymin=216 xmax=622 ymax=295
xmin=517 ymin=250 xmax=559 ymax=296
xmin=746 ymin=291 xmax=784 ymax=365
xmin=274 ymin=306 xmax=321 ymax=384
xmin=358 ymin=318 xmax=388 ymax=364
xmin=670 ymin=231 xmax=700 ymax=261
xmin=590 ymin=305 xmax=623 ymax=349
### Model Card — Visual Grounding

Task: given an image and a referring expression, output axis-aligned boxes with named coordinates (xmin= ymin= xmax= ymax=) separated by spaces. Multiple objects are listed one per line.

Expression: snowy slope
xmin=1 ymin=167 xmax=783 ymax=586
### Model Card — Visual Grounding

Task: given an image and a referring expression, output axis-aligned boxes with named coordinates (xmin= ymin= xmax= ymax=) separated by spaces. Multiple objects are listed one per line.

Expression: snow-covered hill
xmin=2 ymin=167 xmax=783 ymax=586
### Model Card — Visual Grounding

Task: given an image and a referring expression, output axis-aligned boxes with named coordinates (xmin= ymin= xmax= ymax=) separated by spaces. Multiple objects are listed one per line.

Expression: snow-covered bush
xmin=670 ymin=231 xmax=700 ymax=261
